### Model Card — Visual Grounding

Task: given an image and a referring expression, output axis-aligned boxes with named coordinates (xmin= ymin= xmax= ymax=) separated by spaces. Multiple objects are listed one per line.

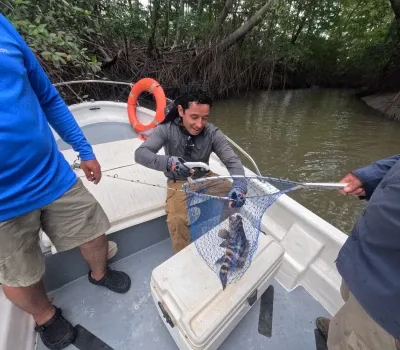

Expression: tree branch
xmin=208 ymin=0 xmax=235 ymax=43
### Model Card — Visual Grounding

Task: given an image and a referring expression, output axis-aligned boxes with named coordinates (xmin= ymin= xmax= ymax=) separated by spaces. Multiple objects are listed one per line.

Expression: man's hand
xmin=80 ymin=159 xmax=102 ymax=184
xmin=167 ymin=157 xmax=193 ymax=179
xmin=339 ymin=173 xmax=365 ymax=196
xmin=228 ymin=186 xmax=246 ymax=208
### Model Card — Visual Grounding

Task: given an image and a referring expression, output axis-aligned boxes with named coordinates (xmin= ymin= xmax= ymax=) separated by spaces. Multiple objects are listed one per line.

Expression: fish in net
xmin=182 ymin=175 xmax=302 ymax=290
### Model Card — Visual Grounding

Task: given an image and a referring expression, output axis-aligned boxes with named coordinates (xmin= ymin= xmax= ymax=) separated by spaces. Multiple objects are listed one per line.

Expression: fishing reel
xmin=71 ymin=156 xmax=82 ymax=170
xmin=184 ymin=162 xmax=211 ymax=180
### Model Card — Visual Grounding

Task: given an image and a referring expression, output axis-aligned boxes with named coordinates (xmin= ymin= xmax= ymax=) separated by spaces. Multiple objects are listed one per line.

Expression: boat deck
xmin=37 ymin=238 xmax=329 ymax=350
xmin=1 ymin=102 xmax=343 ymax=350
xmin=35 ymin=116 xmax=338 ymax=350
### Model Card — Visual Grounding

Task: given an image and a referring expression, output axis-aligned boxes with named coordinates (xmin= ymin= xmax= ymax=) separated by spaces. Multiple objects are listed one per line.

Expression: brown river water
xmin=211 ymin=89 xmax=400 ymax=233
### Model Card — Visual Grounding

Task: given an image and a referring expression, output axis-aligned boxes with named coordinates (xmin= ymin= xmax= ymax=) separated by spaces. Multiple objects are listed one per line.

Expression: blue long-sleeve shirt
xmin=0 ymin=14 xmax=95 ymax=221
xmin=336 ymin=154 xmax=400 ymax=339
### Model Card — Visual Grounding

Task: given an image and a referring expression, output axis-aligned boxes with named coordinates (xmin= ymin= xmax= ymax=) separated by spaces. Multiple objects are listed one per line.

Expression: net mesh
xmin=183 ymin=176 xmax=299 ymax=290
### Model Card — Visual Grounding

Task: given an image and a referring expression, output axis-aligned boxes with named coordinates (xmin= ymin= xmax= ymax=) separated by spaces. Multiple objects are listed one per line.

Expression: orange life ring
xmin=127 ymin=78 xmax=166 ymax=133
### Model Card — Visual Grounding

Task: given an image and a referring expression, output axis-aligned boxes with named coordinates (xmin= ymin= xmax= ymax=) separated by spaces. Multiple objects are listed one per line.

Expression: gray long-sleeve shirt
xmin=134 ymin=118 xmax=245 ymax=182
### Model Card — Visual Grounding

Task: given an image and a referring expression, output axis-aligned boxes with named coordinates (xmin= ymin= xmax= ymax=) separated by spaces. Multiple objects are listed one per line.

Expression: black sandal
xmin=88 ymin=266 xmax=131 ymax=294
xmin=35 ymin=307 xmax=76 ymax=350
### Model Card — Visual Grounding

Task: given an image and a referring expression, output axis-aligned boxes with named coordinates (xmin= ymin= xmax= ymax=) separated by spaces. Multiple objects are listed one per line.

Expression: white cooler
xmin=151 ymin=233 xmax=285 ymax=350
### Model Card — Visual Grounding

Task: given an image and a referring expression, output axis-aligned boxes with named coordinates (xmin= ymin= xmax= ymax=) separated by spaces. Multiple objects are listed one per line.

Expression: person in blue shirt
xmin=0 ymin=14 xmax=131 ymax=349
xmin=316 ymin=155 xmax=400 ymax=350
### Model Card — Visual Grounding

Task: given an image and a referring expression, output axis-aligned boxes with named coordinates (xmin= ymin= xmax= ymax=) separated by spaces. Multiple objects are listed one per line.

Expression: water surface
xmin=212 ymin=89 xmax=400 ymax=233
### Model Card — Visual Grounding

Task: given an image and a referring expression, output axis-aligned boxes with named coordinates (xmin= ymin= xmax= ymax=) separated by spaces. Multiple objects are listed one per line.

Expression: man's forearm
xmin=134 ymin=125 xmax=170 ymax=172
xmin=135 ymin=146 xmax=169 ymax=172
xmin=353 ymin=154 xmax=400 ymax=199
xmin=353 ymin=155 xmax=400 ymax=183
xmin=43 ymin=96 xmax=95 ymax=160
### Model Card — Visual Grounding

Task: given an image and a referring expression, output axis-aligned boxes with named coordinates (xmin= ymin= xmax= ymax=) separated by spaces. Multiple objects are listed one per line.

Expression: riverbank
xmin=362 ymin=92 xmax=400 ymax=121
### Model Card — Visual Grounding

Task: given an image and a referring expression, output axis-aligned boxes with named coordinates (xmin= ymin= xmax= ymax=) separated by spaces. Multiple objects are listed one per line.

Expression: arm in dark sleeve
xmin=212 ymin=129 xmax=247 ymax=190
xmin=6 ymin=18 xmax=95 ymax=161
xmin=134 ymin=125 xmax=170 ymax=171
xmin=353 ymin=154 xmax=400 ymax=200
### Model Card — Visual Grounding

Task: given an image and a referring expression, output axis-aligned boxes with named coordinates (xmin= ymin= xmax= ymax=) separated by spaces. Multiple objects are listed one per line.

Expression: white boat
xmin=0 ymin=80 xmax=347 ymax=350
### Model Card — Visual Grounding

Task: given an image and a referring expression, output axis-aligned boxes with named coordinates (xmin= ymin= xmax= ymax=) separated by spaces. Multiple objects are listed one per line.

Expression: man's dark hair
xmin=175 ymin=89 xmax=213 ymax=111
xmin=161 ymin=87 xmax=213 ymax=124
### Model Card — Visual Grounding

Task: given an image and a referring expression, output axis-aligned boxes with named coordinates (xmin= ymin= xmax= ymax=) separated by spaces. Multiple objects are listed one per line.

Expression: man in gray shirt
xmin=135 ymin=89 xmax=246 ymax=253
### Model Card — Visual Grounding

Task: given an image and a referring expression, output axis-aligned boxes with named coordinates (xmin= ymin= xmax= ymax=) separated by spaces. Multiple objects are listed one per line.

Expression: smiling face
xmin=178 ymin=102 xmax=210 ymax=136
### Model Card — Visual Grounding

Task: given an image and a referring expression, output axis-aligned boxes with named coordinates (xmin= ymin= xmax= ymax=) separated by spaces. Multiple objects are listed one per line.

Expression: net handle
xmin=186 ymin=175 xmax=347 ymax=189
xmin=184 ymin=189 xmax=231 ymax=201
xmin=184 ymin=175 xmax=275 ymax=202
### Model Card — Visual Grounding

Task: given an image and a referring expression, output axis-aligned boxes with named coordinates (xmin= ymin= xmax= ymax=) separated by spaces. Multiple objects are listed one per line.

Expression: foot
xmin=88 ymin=266 xmax=131 ymax=294
xmin=316 ymin=316 xmax=330 ymax=340
xmin=35 ymin=307 xmax=76 ymax=350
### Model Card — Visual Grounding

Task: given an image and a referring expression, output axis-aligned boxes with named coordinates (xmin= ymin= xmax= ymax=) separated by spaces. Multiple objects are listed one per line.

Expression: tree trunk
xmin=148 ymin=0 xmax=161 ymax=55
xmin=93 ymin=2 xmax=100 ymax=16
xmin=164 ymin=0 xmax=171 ymax=46
xmin=389 ymin=0 xmax=400 ymax=37
xmin=291 ymin=15 xmax=306 ymax=45
xmin=171 ymin=0 xmax=185 ymax=50
xmin=123 ymin=32 xmax=129 ymax=61
xmin=208 ymin=0 xmax=235 ymax=43
xmin=291 ymin=0 xmax=317 ymax=45
xmin=290 ymin=2 xmax=303 ymax=42
xmin=306 ymin=2 xmax=316 ymax=35
xmin=232 ymin=0 xmax=240 ymax=29
xmin=129 ymin=0 xmax=141 ymax=31
xmin=127 ymin=0 xmax=134 ymax=12
xmin=268 ymin=56 xmax=276 ymax=90
xmin=197 ymin=0 xmax=203 ymax=15
xmin=265 ymin=7 xmax=278 ymax=44
xmin=194 ymin=0 xmax=204 ymax=42
xmin=215 ymin=0 xmax=276 ymax=55
xmin=192 ymin=0 xmax=275 ymax=74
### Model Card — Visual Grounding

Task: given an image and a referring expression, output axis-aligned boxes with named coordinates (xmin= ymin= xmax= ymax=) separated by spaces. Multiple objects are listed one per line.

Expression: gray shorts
xmin=0 ymin=179 xmax=111 ymax=287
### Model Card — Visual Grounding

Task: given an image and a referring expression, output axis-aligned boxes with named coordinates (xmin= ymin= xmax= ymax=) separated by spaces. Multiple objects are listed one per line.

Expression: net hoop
xmin=182 ymin=175 xmax=288 ymax=290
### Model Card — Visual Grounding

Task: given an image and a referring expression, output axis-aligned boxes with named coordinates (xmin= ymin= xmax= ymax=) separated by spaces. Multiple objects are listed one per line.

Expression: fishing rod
xmin=103 ymin=173 xmax=185 ymax=192
xmin=71 ymin=160 xmax=209 ymax=193
xmin=72 ymin=160 xmax=347 ymax=199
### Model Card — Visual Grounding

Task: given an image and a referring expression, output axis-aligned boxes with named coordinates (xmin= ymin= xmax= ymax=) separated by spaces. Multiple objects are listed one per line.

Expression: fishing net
xmin=182 ymin=175 xmax=299 ymax=290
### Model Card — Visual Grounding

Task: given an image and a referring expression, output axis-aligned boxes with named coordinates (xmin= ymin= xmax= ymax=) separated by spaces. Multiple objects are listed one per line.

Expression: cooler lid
xmin=151 ymin=233 xmax=284 ymax=348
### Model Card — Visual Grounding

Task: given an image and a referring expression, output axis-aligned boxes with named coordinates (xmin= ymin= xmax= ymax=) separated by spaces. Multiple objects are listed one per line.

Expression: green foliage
xmin=5 ymin=0 xmax=101 ymax=74
xmin=2 ymin=0 xmax=398 ymax=88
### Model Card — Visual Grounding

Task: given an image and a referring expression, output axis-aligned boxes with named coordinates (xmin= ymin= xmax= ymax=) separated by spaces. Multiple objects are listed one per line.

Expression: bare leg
xmin=2 ymin=281 xmax=55 ymax=325
xmin=79 ymin=234 xmax=108 ymax=281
